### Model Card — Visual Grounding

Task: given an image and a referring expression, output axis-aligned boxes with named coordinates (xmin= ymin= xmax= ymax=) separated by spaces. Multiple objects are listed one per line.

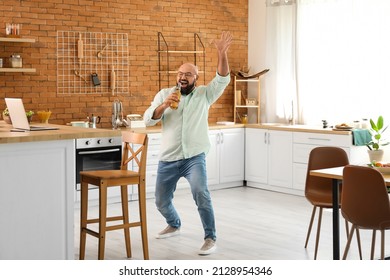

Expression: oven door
xmin=76 ymin=145 xmax=122 ymax=190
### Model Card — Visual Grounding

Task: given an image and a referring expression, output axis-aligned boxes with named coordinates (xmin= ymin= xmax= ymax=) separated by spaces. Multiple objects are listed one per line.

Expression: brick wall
xmin=0 ymin=0 xmax=248 ymax=127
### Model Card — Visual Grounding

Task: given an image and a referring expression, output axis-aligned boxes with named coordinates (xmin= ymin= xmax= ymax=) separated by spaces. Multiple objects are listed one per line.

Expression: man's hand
xmin=213 ymin=31 xmax=233 ymax=55
xmin=213 ymin=31 xmax=233 ymax=76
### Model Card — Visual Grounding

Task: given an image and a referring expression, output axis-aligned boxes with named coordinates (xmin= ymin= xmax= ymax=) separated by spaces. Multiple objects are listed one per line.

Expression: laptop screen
xmin=5 ymin=98 xmax=31 ymax=130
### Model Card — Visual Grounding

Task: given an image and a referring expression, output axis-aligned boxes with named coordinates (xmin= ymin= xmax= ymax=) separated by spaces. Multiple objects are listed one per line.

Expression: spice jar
xmin=10 ymin=54 xmax=22 ymax=68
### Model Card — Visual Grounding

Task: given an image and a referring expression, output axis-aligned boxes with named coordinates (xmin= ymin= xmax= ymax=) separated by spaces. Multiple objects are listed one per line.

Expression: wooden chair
xmin=342 ymin=165 xmax=390 ymax=260
xmin=79 ymin=132 xmax=149 ymax=260
xmin=304 ymin=146 xmax=362 ymax=260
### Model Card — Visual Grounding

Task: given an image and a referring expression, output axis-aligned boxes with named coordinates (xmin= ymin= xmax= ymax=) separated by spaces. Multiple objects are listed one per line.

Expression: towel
xmin=352 ymin=129 xmax=372 ymax=146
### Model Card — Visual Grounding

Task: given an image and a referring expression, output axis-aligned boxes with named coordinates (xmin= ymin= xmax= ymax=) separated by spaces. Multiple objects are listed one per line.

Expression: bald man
xmin=144 ymin=31 xmax=233 ymax=255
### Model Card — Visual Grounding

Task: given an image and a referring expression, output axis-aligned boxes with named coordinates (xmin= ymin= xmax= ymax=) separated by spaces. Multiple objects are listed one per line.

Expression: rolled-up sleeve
xmin=143 ymin=89 xmax=169 ymax=126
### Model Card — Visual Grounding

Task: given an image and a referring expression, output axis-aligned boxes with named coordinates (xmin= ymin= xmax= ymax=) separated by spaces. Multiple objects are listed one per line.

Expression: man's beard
xmin=180 ymin=81 xmax=196 ymax=96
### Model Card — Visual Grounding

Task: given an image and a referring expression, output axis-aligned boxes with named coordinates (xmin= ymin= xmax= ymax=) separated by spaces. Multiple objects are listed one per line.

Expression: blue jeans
xmin=155 ymin=153 xmax=216 ymax=241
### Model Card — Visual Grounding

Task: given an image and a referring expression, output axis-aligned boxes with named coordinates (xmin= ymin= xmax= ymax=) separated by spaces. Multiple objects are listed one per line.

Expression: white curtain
xmin=264 ymin=0 xmax=297 ymax=124
xmin=266 ymin=0 xmax=390 ymax=126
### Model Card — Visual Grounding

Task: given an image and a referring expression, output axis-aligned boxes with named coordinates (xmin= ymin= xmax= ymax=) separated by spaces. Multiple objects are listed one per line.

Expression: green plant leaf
xmin=370 ymin=118 xmax=378 ymax=132
xmin=377 ymin=115 xmax=384 ymax=130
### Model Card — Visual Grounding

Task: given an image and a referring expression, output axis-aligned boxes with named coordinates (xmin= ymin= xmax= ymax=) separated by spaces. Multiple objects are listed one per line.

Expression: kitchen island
xmin=0 ymin=121 xmax=121 ymax=260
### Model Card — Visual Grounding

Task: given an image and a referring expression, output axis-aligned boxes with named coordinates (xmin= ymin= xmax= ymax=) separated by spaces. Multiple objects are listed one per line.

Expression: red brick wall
xmin=0 ymin=0 xmax=248 ymax=128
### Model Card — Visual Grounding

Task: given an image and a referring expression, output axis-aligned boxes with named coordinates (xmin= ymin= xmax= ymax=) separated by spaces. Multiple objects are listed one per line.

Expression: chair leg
xmin=121 ymin=184 xmax=132 ymax=258
xmin=79 ymin=180 xmax=88 ymax=260
xmin=342 ymin=224 xmax=356 ymax=259
xmin=98 ymin=184 xmax=108 ymax=260
xmin=355 ymin=228 xmax=362 ymax=260
xmin=314 ymin=207 xmax=323 ymax=260
xmin=371 ymin=230 xmax=376 ymax=260
xmin=381 ymin=230 xmax=385 ymax=260
xmin=138 ymin=181 xmax=149 ymax=260
xmin=304 ymin=206 xmax=317 ymax=248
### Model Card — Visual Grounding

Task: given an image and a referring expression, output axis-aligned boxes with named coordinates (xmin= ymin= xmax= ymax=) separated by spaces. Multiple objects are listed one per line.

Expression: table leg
xmin=332 ymin=178 xmax=340 ymax=260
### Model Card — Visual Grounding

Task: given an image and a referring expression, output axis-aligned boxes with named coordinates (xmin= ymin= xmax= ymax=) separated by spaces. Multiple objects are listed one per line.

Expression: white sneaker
xmin=198 ymin=238 xmax=216 ymax=255
xmin=155 ymin=225 xmax=180 ymax=239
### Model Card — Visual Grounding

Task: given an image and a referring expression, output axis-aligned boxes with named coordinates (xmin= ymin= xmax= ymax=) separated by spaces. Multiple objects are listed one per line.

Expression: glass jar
xmin=241 ymin=114 xmax=248 ymax=124
xmin=10 ymin=54 xmax=22 ymax=68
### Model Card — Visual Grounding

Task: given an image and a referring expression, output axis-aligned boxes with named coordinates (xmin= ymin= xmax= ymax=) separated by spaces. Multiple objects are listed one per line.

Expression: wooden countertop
xmin=127 ymin=123 xmax=351 ymax=135
xmin=246 ymin=123 xmax=352 ymax=135
xmin=0 ymin=121 xmax=122 ymax=144
xmin=0 ymin=121 xmax=350 ymax=144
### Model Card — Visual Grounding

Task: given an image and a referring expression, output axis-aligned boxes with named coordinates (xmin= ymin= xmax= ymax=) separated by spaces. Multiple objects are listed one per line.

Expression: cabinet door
xmin=245 ymin=128 xmax=268 ymax=184
xmin=206 ymin=130 xmax=220 ymax=186
xmin=219 ymin=128 xmax=245 ymax=183
xmin=268 ymin=130 xmax=293 ymax=188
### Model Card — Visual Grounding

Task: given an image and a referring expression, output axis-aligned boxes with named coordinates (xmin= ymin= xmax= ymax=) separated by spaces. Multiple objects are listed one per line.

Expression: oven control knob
xmin=108 ymin=138 xmax=113 ymax=143
xmin=85 ymin=140 xmax=90 ymax=145
xmin=97 ymin=139 xmax=101 ymax=144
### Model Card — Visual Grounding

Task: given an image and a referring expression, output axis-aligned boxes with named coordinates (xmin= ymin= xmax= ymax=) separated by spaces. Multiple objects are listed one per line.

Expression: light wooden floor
xmin=74 ymin=186 xmax=389 ymax=260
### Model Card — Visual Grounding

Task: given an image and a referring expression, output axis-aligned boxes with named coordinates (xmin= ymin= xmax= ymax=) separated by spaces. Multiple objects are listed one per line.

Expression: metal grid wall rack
xmin=57 ymin=31 xmax=129 ymax=95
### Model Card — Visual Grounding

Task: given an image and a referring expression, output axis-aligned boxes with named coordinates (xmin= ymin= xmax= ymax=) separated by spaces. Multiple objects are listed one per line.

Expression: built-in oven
xmin=75 ymin=136 xmax=122 ymax=192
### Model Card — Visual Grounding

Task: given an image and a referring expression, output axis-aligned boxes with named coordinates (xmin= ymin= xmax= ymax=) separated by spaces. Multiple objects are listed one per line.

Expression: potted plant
xmin=366 ymin=115 xmax=389 ymax=162
xmin=2 ymin=108 xmax=35 ymax=124
xmin=26 ymin=110 xmax=34 ymax=123
xmin=2 ymin=108 xmax=11 ymax=124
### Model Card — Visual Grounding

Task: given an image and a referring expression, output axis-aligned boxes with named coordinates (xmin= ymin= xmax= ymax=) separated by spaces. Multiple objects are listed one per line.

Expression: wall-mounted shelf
xmin=0 ymin=37 xmax=36 ymax=43
xmin=157 ymin=32 xmax=205 ymax=89
xmin=0 ymin=68 xmax=36 ymax=73
xmin=0 ymin=37 xmax=36 ymax=73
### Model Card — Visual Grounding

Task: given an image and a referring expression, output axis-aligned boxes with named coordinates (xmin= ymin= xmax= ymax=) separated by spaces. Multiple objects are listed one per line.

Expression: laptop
xmin=5 ymin=98 xmax=59 ymax=131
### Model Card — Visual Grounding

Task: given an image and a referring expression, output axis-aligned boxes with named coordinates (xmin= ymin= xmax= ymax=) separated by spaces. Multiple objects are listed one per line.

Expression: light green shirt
xmin=144 ymin=73 xmax=230 ymax=161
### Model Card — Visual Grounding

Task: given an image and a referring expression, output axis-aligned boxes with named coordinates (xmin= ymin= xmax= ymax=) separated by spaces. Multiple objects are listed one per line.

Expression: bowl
xmin=37 ymin=110 xmax=52 ymax=123
xmin=70 ymin=121 xmax=89 ymax=128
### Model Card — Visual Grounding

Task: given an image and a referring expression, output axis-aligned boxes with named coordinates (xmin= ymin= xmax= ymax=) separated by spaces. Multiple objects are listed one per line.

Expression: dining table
xmin=309 ymin=166 xmax=390 ymax=260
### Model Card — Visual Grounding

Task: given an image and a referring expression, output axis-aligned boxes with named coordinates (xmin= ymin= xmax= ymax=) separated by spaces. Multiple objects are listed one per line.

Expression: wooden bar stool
xmin=79 ymin=132 xmax=149 ymax=260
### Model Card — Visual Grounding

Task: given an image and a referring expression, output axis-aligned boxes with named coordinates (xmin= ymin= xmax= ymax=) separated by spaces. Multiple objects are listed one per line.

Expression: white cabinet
xmin=245 ymin=128 xmax=293 ymax=192
xmin=207 ymin=128 xmax=245 ymax=189
xmin=131 ymin=133 xmax=162 ymax=199
xmin=0 ymin=140 xmax=74 ymax=259
xmin=292 ymin=132 xmax=366 ymax=192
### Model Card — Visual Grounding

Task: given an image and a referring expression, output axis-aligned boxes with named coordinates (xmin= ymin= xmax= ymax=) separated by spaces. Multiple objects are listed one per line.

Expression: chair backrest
xmin=305 ymin=146 xmax=349 ymax=198
xmin=341 ymin=165 xmax=390 ymax=230
xmin=121 ymin=132 xmax=148 ymax=177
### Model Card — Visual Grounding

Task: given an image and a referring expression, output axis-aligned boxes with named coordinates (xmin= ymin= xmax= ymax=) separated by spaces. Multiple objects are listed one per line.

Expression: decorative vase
xmin=368 ymin=149 xmax=384 ymax=163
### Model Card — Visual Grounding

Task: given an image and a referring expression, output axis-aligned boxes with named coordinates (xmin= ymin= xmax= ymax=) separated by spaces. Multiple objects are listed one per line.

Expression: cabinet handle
xmin=220 ymin=132 xmax=224 ymax=144
xmin=308 ymin=137 xmax=331 ymax=142
xmin=268 ymin=132 xmax=270 ymax=145
xmin=264 ymin=132 xmax=267 ymax=144
xmin=216 ymin=132 xmax=220 ymax=144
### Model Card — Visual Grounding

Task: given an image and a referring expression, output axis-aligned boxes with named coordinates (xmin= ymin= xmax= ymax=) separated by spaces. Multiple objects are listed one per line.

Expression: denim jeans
xmin=155 ymin=153 xmax=216 ymax=241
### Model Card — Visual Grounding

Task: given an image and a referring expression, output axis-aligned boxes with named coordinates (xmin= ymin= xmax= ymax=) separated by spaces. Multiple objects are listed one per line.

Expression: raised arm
xmin=213 ymin=31 xmax=233 ymax=76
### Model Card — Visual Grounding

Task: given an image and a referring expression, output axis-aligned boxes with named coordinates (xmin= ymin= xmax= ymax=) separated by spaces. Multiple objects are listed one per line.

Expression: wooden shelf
xmin=0 ymin=68 xmax=36 ymax=73
xmin=0 ymin=37 xmax=36 ymax=43
xmin=157 ymin=32 xmax=205 ymax=89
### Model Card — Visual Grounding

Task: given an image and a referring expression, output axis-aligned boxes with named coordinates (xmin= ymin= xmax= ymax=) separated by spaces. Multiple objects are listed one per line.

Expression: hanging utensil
xmin=77 ymin=33 xmax=83 ymax=67
xmin=97 ymin=43 xmax=110 ymax=58
xmin=74 ymin=70 xmax=88 ymax=83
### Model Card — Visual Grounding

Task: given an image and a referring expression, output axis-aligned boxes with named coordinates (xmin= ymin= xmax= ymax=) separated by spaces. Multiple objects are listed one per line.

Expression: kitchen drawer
xmin=293 ymin=132 xmax=352 ymax=147
xmin=148 ymin=133 xmax=162 ymax=146
xmin=294 ymin=143 xmax=350 ymax=164
xmin=147 ymin=144 xmax=160 ymax=165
